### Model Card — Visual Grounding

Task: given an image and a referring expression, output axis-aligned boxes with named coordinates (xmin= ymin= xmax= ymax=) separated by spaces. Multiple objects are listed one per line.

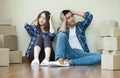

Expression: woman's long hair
xmin=37 ymin=11 xmax=50 ymax=32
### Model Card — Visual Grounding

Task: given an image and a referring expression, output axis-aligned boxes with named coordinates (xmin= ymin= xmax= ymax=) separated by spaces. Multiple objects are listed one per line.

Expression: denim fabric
xmin=55 ymin=31 xmax=101 ymax=65
xmin=57 ymin=12 xmax=93 ymax=53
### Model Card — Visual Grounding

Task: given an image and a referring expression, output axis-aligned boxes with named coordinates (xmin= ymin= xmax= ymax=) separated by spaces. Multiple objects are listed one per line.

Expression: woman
xmin=24 ymin=11 xmax=56 ymax=66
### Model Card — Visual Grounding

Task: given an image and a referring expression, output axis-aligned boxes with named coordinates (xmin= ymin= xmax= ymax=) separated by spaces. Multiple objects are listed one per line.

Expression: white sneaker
xmin=40 ymin=59 xmax=49 ymax=66
xmin=49 ymin=61 xmax=70 ymax=67
xmin=31 ymin=59 xmax=40 ymax=66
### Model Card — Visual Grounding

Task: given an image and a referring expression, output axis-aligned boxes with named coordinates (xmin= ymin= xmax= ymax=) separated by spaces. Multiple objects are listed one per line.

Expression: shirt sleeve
xmin=24 ymin=23 xmax=36 ymax=37
xmin=79 ymin=12 xmax=93 ymax=31
xmin=49 ymin=32 xmax=57 ymax=41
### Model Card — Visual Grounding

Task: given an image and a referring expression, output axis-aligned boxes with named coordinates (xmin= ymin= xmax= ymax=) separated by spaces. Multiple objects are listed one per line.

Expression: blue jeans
xmin=55 ymin=31 xmax=101 ymax=65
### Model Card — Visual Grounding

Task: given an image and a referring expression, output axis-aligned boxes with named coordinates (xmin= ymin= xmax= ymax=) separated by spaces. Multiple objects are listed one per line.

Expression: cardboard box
xmin=0 ymin=48 xmax=9 ymax=66
xmin=0 ymin=19 xmax=11 ymax=26
xmin=0 ymin=26 xmax=16 ymax=35
xmin=101 ymin=70 xmax=119 ymax=78
xmin=0 ymin=35 xmax=18 ymax=51
xmin=100 ymin=28 xmax=111 ymax=37
xmin=100 ymin=20 xmax=119 ymax=28
xmin=9 ymin=51 xmax=22 ymax=63
xmin=102 ymin=50 xmax=120 ymax=55
xmin=100 ymin=20 xmax=119 ymax=37
xmin=97 ymin=37 xmax=104 ymax=50
xmin=103 ymin=37 xmax=120 ymax=50
xmin=109 ymin=28 xmax=120 ymax=37
xmin=101 ymin=54 xmax=120 ymax=70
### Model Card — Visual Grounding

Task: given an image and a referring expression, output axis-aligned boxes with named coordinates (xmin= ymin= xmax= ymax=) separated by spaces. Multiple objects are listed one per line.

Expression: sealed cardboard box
xmin=0 ymin=26 xmax=16 ymax=35
xmin=101 ymin=70 xmax=119 ymax=78
xmin=0 ymin=48 xmax=9 ymax=66
xmin=101 ymin=54 xmax=120 ymax=70
xmin=100 ymin=20 xmax=119 ymax=28
xmin=100 ymin=28 xmax=111 ymax=37
xmin=10 ymin=51 xmax=22 ymax=63
xmin=0 ymin=19 xmax=11 ymax=26
xmin=100 ymin=20 xmax=119 ymax=37
xmin=0 ymin=35 xmax=18 ymax=51
xmin=109 ymin=28 xmax=120 ymax=37
xmin=102 ymin=50 xmax=120 ymax=55
xmin=103 ymin=37 xmax=120 ymax=50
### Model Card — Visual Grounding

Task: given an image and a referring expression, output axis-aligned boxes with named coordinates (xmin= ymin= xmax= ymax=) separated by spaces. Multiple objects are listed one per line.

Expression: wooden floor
xmin=0 ymin=63 xmax=120 ymax=78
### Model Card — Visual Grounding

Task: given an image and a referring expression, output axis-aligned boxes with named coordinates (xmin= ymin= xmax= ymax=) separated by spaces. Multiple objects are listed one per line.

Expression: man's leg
xmin=71 ymin=52 xmax=101 ymax=65
xmin=55 ymin=31 xmax=72 ymax=64
xmin=64 ymin=47 xmax=101 ymax=65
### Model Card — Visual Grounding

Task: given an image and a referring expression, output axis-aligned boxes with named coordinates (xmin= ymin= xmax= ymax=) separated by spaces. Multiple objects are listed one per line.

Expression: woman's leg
xmin=44 ymin=35 xmax=52 ymax=61
xmin=31 ymin=35 xmax=43 ymax=65
xmin=40 ymin=35 xmax=53 ymax=65
xmin=34 ymin=35 xmax=43 ymax=59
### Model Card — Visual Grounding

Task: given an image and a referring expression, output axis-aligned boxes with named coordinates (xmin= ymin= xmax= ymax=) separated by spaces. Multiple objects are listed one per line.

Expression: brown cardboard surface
xmin=9 ymin=51 xmax=22 ymax=63
xmin=0 ymin=26 xmax=16 ymax=35
xmin=0 ymin=48 xmax=9 ymax=66
xmin=102 ymin=54 xmax=120 ymax=70
xmin=0 ymin=35 xmax=18 ymax=51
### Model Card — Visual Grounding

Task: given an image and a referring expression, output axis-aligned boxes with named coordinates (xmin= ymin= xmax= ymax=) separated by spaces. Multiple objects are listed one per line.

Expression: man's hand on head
xmin=60 ymin=13 xmax=66 ymax=22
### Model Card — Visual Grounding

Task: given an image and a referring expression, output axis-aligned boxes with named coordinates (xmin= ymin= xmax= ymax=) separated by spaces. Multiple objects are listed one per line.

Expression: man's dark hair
xmin=62 ymin=10 xmax=71 ymax=15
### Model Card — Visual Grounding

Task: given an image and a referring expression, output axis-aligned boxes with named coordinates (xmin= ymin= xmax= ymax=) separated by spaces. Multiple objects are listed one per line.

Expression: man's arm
xmin=70 ymin=10 xmax=84 ymax=17
xmin=59 ymin=13 xmax=67 ymax=32
xmin=70 ymin=10 xmax=93 ymax=31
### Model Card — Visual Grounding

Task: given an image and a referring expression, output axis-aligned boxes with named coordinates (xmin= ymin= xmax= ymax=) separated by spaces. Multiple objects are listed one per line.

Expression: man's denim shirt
xmin=58 ymin=12 xmax=93 ymax=53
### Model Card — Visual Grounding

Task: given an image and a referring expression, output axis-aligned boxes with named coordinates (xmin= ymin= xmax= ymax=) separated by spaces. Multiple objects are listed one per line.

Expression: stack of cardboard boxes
xmin=0 ymin=19 xmax=22 ymax=66
xmin=98 ymin=20 xmax=120 ymax=70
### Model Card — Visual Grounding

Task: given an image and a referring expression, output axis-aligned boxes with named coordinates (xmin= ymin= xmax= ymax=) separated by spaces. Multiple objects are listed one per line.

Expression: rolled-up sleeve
xmin=80 ymin=12 xmax=93 ymax=31
xmin=49 ymin=32 xmax=57 ymax=41
xmin=24 ymin=23 xmax=35 ymax=37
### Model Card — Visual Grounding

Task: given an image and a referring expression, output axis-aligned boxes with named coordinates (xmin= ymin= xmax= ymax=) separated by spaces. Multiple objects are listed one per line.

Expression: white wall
xmin=0 ymin=0 xmax=120 ymax=55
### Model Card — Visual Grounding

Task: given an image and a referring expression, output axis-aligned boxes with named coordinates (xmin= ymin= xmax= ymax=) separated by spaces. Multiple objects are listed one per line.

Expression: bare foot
xmin=58 ymin=57 xmax=64 ymax=64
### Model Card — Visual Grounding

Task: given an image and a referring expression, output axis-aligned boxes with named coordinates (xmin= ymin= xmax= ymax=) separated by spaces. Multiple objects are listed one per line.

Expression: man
xmin=54 ymin=10 xmax=101 ymax=66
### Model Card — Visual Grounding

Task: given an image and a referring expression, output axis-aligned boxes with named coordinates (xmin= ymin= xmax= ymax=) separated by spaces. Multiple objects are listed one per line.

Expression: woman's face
xmin=38 ymin=13 xmax=46 ymax=26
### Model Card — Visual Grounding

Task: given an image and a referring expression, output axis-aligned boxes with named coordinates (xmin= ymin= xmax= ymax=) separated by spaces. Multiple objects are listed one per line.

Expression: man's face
xmin=65 ymin=12 xmax=76 ymax=27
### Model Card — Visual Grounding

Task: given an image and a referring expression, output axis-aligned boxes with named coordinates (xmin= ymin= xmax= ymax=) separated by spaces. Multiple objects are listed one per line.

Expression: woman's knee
xmin=34 ymin=35 xmax=43 ymax=47
xmin=44 ymin=35 xmax=51 ymax=42
xmin=37 ymin=35 xmax=43 ymax=41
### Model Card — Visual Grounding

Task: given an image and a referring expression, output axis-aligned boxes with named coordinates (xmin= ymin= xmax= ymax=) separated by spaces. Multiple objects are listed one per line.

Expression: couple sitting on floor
xmin=24 ymin=9 xmax=101 ymax=66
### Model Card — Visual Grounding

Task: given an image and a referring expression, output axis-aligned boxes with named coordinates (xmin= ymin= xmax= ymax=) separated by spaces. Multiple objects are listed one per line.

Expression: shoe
xmin=40 ymin=59 xmax=49 ymax=66
xmin=49 ymin=61 xmax=70 ymax=67
xmin=31 ymin=59 xmax=40 ymax=66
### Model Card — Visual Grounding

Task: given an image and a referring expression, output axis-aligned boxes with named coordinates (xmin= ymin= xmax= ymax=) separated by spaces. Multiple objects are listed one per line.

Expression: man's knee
xmin=57 ymin=31 xmax=67 ymax=39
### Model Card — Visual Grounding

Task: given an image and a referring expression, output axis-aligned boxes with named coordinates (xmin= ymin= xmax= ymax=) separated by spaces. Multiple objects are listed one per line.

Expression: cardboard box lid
xmin=0 ymin=19 xmax=12 ymax=26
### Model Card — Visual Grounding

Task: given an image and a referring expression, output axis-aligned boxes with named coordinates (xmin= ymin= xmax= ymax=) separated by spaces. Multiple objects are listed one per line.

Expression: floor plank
xmin=0 ymin=64 xmax=120 ymax=78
